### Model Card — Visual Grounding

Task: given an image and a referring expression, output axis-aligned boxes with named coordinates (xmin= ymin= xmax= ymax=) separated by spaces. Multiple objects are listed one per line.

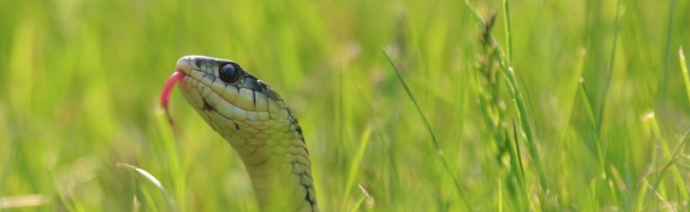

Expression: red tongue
xmin=160 ymin=71 xmax=185 ymax=109
xmin=160 ymin=71 xmax=185 ymax=128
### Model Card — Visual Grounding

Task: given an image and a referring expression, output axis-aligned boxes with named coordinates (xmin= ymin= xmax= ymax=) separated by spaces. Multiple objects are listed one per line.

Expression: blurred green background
xmin=1 ymin=0 xmax=690 ymax=211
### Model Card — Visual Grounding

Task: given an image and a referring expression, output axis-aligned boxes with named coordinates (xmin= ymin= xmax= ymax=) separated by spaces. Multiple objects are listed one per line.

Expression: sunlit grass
xmin=1 ymin=0 xmax=689 ymax=211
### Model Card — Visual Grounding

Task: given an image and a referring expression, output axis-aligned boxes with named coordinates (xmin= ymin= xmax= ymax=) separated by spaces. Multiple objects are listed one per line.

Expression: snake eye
xmin=194 ymin=60 xmax=202 ymax=68
xmin=219 ymin=63 xmax=241 ymax=83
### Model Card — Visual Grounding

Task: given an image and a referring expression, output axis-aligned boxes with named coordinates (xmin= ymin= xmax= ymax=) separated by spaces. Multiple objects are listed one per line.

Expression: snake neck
xmin=239 ymin=135 xmax=318 ymax=212
xmin=179 ymin=86 xmax=319 ymax=211
xmin=209 ymin=110 xmax=318 ymax=212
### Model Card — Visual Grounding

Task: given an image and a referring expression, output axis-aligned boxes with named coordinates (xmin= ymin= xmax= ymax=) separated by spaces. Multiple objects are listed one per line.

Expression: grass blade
xmin=498 ymin=179 xmax=503 ymax=212
xmin=340 ymin=126 xmax=371 ymax=212
xmin=348 ymin=185 xmax=371 ymax=212
xmin=509 ymin=121 xmax=528 ymax=210
xmin=156 ymin=105 xmax=186 ymax=211
xmin=680 ymin=48 xmax=689 ymax=108
xmin=578 ymin=79 xmax=607 ymax=174
xmin=0 ymin=195 xmax=45 ymax=209
xmin=384 ymin=50 xmax=472 ymax=211
xmin=117 ymin=163 xmax=178 ymax=212
xmin=502 ymin=0 xmax=512 ymax=64
xmin=644 ymin=128 xmax=690 ymax=210
xmin=504 ymin=67 xmax=549 ymax=192
xmin=578 ymin=78 xmax=607 ymax=210
xmin=645 ymin=113 xmax=689 ymax=201
xmin=657 ymin=0 xmax=678 ymax=100
xmin=595 ymin=0 xmax=624 ymax=134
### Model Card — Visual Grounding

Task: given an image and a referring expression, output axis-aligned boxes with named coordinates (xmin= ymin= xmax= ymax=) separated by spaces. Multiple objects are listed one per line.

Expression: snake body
xmin=170 ymin=56 xmax=318 ymax=212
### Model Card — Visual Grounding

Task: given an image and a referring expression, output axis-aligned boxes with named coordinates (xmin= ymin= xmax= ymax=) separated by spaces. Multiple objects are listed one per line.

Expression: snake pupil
xmin=219 ymin=63 xmax=241 ymax=83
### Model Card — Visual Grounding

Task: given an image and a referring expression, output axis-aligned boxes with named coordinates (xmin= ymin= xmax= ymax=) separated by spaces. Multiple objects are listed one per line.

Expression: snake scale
xmin=161 ymin=56 xmax=318 ymax=212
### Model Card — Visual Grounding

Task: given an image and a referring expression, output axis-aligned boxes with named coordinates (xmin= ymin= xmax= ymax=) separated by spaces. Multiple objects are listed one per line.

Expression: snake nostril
xmin=244 ymin=79 xmax=260 ymax=90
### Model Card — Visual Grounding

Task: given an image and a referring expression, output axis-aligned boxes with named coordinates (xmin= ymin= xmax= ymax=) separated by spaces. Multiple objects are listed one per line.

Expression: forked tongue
xmin=160 ymin=71 xmax=185 ymax=128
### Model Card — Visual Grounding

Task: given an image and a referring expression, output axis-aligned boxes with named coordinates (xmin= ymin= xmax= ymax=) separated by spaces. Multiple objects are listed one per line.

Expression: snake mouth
xmin=174 ymin=56 xmax=196 ymax=75
xmin=172 ymin=56 xmax=288 ymax=123
xmin=159 ymin=56 xmax=196 ymax=110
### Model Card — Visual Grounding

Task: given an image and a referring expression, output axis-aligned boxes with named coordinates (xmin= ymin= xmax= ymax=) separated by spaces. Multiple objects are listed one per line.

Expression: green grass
xmin=1 ymin=0 xmax=690 ymax=211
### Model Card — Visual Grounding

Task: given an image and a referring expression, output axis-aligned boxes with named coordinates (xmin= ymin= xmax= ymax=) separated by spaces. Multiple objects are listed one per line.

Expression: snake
xmin=160 ymin=56 xmax=318 ymax=212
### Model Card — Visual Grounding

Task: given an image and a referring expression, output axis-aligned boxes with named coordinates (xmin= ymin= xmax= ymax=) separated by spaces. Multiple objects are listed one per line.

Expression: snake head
xmin=167 ymin=56 xmax=316 ymax=211
xmin=174 ymin=55 xmax=301 ymax=141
